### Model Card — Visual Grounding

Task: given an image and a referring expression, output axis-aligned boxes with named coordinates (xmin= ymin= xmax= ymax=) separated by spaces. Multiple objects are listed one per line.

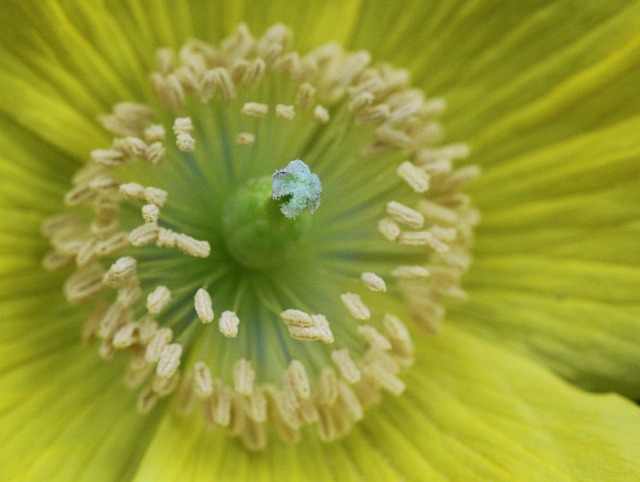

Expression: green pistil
xmin=222 ymin=160 xmax=321 ymax=269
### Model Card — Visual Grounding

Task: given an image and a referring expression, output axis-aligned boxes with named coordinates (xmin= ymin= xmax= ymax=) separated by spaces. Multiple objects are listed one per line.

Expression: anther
xmin=103 ymin=256 xmax=137 ymax=288
xmin=173 ymin=117 xmax=195 ymax=152
xmin=138 ymin=317 xmax=159 ymax=344
xmin=94 ymin=232 xmax=130 ymax=258
xmin=90 ymin=148 xmax=125 ymax=167
xmin=157 ymin=343 xmax=182 ymax=378
xmin=112 ymin=136 xmax=148 ymax=159
xmin=63 ymin=263 xmax=105 ymax=304
xmin=194 ymin=288 xmax=214 ymax=323
xmin=113 ymin=322 xmax=139 ymax=349
xmin=416 ymin=199 xmax=459 ymax=225
xmin=341 ymin=292 xmax=371 ymax=320
xmin=392 ymin=266 xmax=430 ymax=279
xmin=156 ymin=228 xmax=178 ymax=248
xmin=275 ymin=104 xmax=295 ymax=120
xmin=152 ymin=371 xmax=181 ymax=396
xmin=144 ymin=141 xmax=166 ymax=165
xmin=398 ymin=230 xmax=449 ymax=253
xmin=99 ymin=102 xmax=155 ymax=137
xmin=193 ymin=361 xmax=213 ymax=398
xmin=145 ymin=328 xmax=173 ymax=363
xmin=286 ymin=360 xmax=310 ymax=402
xmin=241 ymin=102 xmax=269 ymax=118
xmin=280 ymin=309 xmax=313 ymax=327
xmin=358 ymin=325 xmax=393 ymax=351
xmin=129 ymin=223 xmax=159 ymax=246
xmin=317 ymin=368 xmax=339 ymax=406
xmin=137 ymin=386 xmax=158 ymax=414
xmin=116 ymin=277 xmax=141 ymax=307
xmin=241 ymin=58 xmax=266 ymax=86
xmin=360 ymin=272 xmax=387 ymax=292
xmin=331 ymin=349 xmax=361 ymax=384
xmin=64 ymin=183 xmax=96 ymax=207
xmin=386 ymin=201 xmax=424 ymax=230
xmin=176 ymin=234 xmax=211 ymax=258
xmin=313 ymin=105 xmax=330 ymax=123
xmin=355 ymin=104 xmax=389 ymax=124
xmin=97 ymin=303 xmax=129 ymax=339
xmin=236 ymin=132 xmax=255 ymax=145
xmin=42 ymin=250 xmax=74 ymax=271
xmin=142 ymin=204 xmax=160 ymax=223
xmin=211 ymin=67 xmax=236 ymax=101
xmin=337 ymin=381 xmax=363 ymax=421
xmin=282 ymin=311 xmax=333 ymax=343
xmin=397 ymin=161 xmax=430 ymax=193
xmin=219 ymin=311 xmax=240 ymax=337
xmin=146 ymin=285 xmax=171 ymax=313
xmin=349 ymin=92 xmax=374 ymax=111
xmin=176 ymin=133 xmax=195 ymax=152
xmin=246 ymin=388 xmax=268 ymax=423
xmin=151 ymin=72 xmax=185 ymax=114
xmin=119 ymin=182 xmax=145 ymax=201
xmin=144 ymin=124 xmax=166 ymax=142
xmin=362 ymin=357 xmax=405 ymax=396
xmin=155 ymin=47 xmax=175 ymax=75
xmin=234 ymin=359 xmax=255 ymax=396
xmin=437 ymin=165 xmax=481 ymax=192
xmin=295 ymin=83 xmax=316 ymax=109
xmin=206 ymin=381 xmax=232 ymax=427
xmin=144 ymin=187 xmax=168 ymax=207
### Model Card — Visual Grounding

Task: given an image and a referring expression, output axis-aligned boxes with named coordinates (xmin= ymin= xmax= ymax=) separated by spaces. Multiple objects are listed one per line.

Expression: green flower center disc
xmin=41 ymin=23 xmax=478 ymax=450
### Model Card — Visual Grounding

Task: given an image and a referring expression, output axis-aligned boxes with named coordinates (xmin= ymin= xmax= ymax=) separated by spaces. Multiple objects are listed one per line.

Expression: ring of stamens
xmin=42 ymin=23 xmax=478 ymax=450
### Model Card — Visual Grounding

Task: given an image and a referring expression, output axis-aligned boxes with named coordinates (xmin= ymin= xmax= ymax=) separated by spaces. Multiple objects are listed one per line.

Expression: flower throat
xmin=41 ymin=24 xmax=478 ymax=450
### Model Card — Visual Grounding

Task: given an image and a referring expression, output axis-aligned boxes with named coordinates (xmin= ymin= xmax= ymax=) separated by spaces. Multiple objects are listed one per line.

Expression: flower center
xmin=41 ymin=24 xmax=478 ymax=450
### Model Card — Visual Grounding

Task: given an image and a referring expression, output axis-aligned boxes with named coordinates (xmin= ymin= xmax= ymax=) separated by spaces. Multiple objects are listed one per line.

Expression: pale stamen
xmin=194 ymin=288 xmax=214 ymax=323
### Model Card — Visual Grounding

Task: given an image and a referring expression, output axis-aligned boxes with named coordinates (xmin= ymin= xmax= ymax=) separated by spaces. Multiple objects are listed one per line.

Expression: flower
xmin=2 ymin=1 xmax=640 ymax=481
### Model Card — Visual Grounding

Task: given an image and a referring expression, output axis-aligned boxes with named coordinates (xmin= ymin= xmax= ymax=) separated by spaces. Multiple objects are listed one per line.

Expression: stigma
xmin=41 ymin=23 xmax=478 ymax=450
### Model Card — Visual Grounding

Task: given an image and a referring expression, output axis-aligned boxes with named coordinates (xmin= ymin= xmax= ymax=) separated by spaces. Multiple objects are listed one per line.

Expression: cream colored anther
xmin=219 ymin=311 xmax=240 ymax=337
xmin=331 ymin=349 xmax=361 ymax=384
xmin=397 ymin=161 xmax=430 ymax=193
xmin=234 ymin=359 xmax=255 ymax=395
xmin=287 ymin=360 xmax=310 ymax=401
xmin=313 ymin=105 xmax=330 ymax=123
xmin=341 ymin=293 xmax=371 ymax=320
xmin=392 ymin=266 xmax=430 ymax=279
xmin=157 ymin=343 xmax=182 ymax=378
xmin=358 ymin=325 xmax=392 ymax=351
xmin=193 ymin=361 xmax=213 ymax=398
xmin=377 ymin=217 xmax=401 ymax=241
xmin=146 ymin=285 xmax=171 ymax=313
xmin=275 ymin=104 xmax=295 ymax=120
xmin=398 ymin=230 xmax=449 ymax=253
xmin=142 ymin=204 xmax=160 ymax=223
xmin=360 ymin=272 xmax=386 ymax=292
xmin=145 ymin=328 xmax=173 ymax=363
xmin=176 ymin=234 xmax=211 ymax=258
xmin=194 ymin=288 xmax=214 ymax=323
xmin=129 ymin=223 xmax=159 ymax=246
xmin=236 ymin=133 xmax=255 ymax=145
xmin=386 ymin=201 xmax=425 ymax=229
xmin=144 ymin=187 xmax=168 ymax=207
xmin=295 ymin=83 xmax=316 ymax=109
xmin=241 ymin=102 xmax=269 ymax=117
xmin=103 ymin=256 xmax=137 ymax=288
xmin=144 ymin=124 xmax=166 ymax=142
xmin=120 ymin=182 xmax=145 ymax=200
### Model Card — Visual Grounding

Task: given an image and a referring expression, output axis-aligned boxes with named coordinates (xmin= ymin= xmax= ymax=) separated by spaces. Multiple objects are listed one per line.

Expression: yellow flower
xmin=2 ymin=1 xmax=640 ymax=481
